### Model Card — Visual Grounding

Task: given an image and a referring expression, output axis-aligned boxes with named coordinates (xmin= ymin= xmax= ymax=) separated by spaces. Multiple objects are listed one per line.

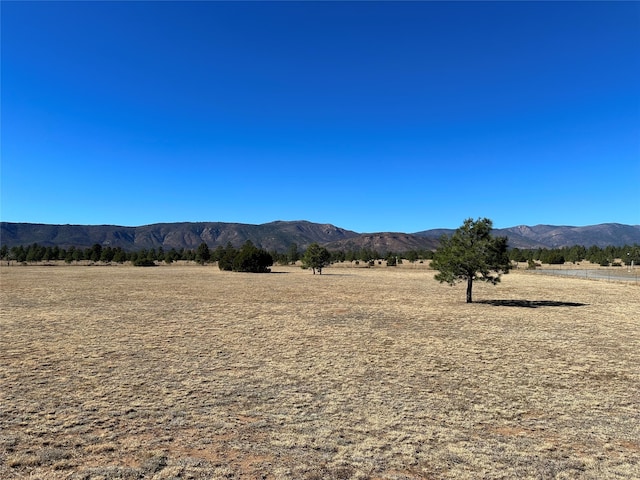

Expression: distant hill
xmin=325 ymin=233 xmax=439 ymax=253
xmin=496 ymin=224 xmax=640 ymax=249
xmin=0 ymin=221 xmax=359 ymax=252
xmin=414 ymin=223 xmax=640 ymax=249
xmin=1 ymin=221 xmax=639 ymax=253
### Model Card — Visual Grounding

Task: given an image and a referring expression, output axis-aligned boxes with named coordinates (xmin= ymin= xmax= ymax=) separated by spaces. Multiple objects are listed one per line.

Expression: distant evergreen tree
xmin=113 ymin=248 xmax=127 ymax=263
xmin=331 ymin=250 xmax=346 ymax=263
xmin=218 ymin=243 xmax=237 ymax=271
xmin=405 ymin=250 xmax=418 ymax=263
xmin=509 ymin=248 xmax=527 ymax=263
xmin=133 ymin=257 xmax=156 ymax=267
xmin=302 ymin=243 xmax=331 ymax=274
xmin=232 ymin=241 xmax=273 ymax=273
xmin=196 ymin=242 xmax=211 ymax=264
xmin=100 ymin=247 xmax=115 ymax=263
xmin=12 ymin=246 xmax=27 ymax=263
xmin=26 ymin=244 xmax=45 ymax=263
xmin=287 ymin=243 xmax=300 ymax=264
xmin=88 ymin=244 xmax=102 ymax=262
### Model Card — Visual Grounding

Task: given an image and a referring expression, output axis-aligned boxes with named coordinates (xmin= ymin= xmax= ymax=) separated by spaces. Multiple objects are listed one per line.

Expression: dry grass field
xmin=1 ymin=264 xmax=639 ymax=479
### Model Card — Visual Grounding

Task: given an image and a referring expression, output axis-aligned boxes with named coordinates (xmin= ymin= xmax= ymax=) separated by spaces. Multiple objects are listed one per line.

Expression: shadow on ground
xmin=478 ymin=299 xmax=588 ymax=308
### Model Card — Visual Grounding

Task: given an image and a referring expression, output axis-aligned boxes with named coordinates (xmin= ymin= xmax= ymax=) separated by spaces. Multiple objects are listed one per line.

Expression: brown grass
xmin=1 ymin=264 xmax=639 ymax=479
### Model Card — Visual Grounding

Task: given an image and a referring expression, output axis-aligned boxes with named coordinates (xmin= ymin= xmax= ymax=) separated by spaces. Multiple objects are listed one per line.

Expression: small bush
xmin=133 ymin=258 xmax=156 ymax=267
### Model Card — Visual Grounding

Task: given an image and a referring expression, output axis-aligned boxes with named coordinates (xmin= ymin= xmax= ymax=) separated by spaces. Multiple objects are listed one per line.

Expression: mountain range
xmin=1 ymin=221 xmax=639 ymax=253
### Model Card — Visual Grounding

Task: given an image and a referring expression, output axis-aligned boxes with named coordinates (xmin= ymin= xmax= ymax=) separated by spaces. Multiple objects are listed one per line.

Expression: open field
xmin=1 ymin=264 xmax=639 ymax=479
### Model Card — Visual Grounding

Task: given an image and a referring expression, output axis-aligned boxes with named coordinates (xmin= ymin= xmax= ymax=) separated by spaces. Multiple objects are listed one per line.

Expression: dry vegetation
xmin=1 ymin=263 xmax=639 ymax=479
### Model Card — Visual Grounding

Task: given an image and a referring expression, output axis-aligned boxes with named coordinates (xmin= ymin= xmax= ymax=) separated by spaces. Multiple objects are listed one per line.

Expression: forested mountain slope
xmin=2 ymin=221 xmax=638 ymax=252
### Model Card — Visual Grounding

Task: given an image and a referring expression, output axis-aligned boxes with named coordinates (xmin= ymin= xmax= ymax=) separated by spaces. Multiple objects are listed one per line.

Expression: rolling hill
xmin=414 ymin=223 xmax=640 ymax=249
xmin=0 ymin=221 xmax=359 ymax=252
xmin=1 ymin=221 xmax=639 ymax=253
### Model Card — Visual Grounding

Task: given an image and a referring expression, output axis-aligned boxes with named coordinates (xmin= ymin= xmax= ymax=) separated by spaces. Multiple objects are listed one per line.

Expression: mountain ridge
xmin=1 ymin=221 xmax=639 ymax=253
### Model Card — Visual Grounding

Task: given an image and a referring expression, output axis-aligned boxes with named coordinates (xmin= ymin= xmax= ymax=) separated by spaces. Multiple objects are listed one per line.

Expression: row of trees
xmin=509 ymin=244 xmax=640 ymax=266
xmin=2 ymin=240 xmax=638 ymax=269
xmin=0 ymin=242 xmax=430 ymax=266
xmin=1 ymin=243 xmax=208 ymax=264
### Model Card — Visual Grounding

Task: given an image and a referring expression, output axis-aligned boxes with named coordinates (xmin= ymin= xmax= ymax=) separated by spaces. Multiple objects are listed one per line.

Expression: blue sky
xmin=2 ymin=1 xmax=639 ymax=232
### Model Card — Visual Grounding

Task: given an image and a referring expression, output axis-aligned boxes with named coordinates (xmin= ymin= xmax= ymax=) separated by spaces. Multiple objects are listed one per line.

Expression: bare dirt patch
xmin=1 ymin=264 xmax=638 ymax=478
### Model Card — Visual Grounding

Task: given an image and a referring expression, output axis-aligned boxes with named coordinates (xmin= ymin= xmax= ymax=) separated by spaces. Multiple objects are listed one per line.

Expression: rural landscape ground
xmin=1 ymin=263 xmax=639 ymax=479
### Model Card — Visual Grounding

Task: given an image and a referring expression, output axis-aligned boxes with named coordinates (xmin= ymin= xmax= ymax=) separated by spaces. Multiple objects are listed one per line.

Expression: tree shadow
xmin=477 ymin=299 xmax=588 ymax=308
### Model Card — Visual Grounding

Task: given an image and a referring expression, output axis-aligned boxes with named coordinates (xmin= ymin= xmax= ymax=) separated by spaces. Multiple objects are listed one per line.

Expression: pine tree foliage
xmin=302 ymin=243 xmax=331 ymax=274
xmin=431 ymin=218 xmax=511 ymax=303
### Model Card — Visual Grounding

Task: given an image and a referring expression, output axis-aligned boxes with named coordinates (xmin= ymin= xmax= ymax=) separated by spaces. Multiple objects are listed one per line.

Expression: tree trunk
xmin=466 ymin=276 xmax=473 ymax=303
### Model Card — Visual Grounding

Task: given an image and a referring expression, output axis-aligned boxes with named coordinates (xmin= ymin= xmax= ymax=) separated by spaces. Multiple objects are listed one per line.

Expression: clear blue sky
xmin=2 ymin=1 xmax=639 ymax=232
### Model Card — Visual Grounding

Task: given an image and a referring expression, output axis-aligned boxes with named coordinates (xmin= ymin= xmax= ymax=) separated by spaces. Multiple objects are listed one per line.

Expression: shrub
xmin=232 ymin=241 xmax=273 ymax=273
xmin=133 ymin=258 xmax=156 ymax=267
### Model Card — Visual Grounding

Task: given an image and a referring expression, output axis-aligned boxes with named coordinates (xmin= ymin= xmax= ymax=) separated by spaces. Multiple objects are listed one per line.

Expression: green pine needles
xmin=432 ymin=218 xmax=511 ymax=303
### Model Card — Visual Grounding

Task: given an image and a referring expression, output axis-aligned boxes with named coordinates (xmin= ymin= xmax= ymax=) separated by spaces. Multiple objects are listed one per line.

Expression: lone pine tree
xmin=302 ymin=243 xmax=331 ymax=274
xmin=431 ymin=218 xmax=511 ymax=303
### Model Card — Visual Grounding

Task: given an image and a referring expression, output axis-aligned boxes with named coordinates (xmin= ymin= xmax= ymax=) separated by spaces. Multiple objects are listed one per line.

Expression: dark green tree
xmin=302 ymin=243 xmax=331 ymax=274
xmin=509 ymin=247 xmax=527 ymax=263
xmin=88 ymin=244 xmax=102 ymax=262
xmin=164 ymin=248 xmax=179 ymax=264
xmin=345 ymin=249 xmax=357 ymax=263
xmin=133 ymin=257 xmax=156 ymax=267
xmin=11 ymin=246 xmax=27 ymax=263
xmin=287 ymin=243 xmax=300 ymax=264
xmin=196 ymin=242 xmax=211 ymax=264
xmin=431 ymin=218 xmax=511 ymax=303
xmin=100 ymin=246 xmax=115 ymax=263
xmin=113 ymin=247 xmax=127 ymax=263
xmin=331 ymin=250 xmax=346 ymax=263
xmin=624 ymin=246 xmax=640 ymax=266
xmin=566 ymin=245 xmax=587 ymax=264
xmin=26 ymin=243 xmax=45 ymax=263
xmin=218 ymin=243 xmax=237 ymax=271
xmin=405 ymin=250 xmax=419 ymax=263
xmin=232 ymin=241 xmax=273 ymax=273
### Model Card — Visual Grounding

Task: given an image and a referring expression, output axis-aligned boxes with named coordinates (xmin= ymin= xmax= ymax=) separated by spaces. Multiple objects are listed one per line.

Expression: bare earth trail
xmin=1 ymin=264 xmax=639 ymax=479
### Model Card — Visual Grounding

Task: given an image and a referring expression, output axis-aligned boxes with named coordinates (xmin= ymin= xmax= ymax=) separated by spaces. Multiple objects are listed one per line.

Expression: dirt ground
xmin=1 ymin=264 xmax=639 ymax=479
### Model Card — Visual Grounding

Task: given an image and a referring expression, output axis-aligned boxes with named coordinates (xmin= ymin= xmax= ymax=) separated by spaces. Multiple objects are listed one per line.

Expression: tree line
xmin=509 ymin=244 xmax=640 ymax=267
xmin=2 ymin=243 xmax=199 ymax=264
xmin=2 ymin=241 xmax=638 ymax=268
xmin=0 ymin=242 xmax=434 ymax=267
